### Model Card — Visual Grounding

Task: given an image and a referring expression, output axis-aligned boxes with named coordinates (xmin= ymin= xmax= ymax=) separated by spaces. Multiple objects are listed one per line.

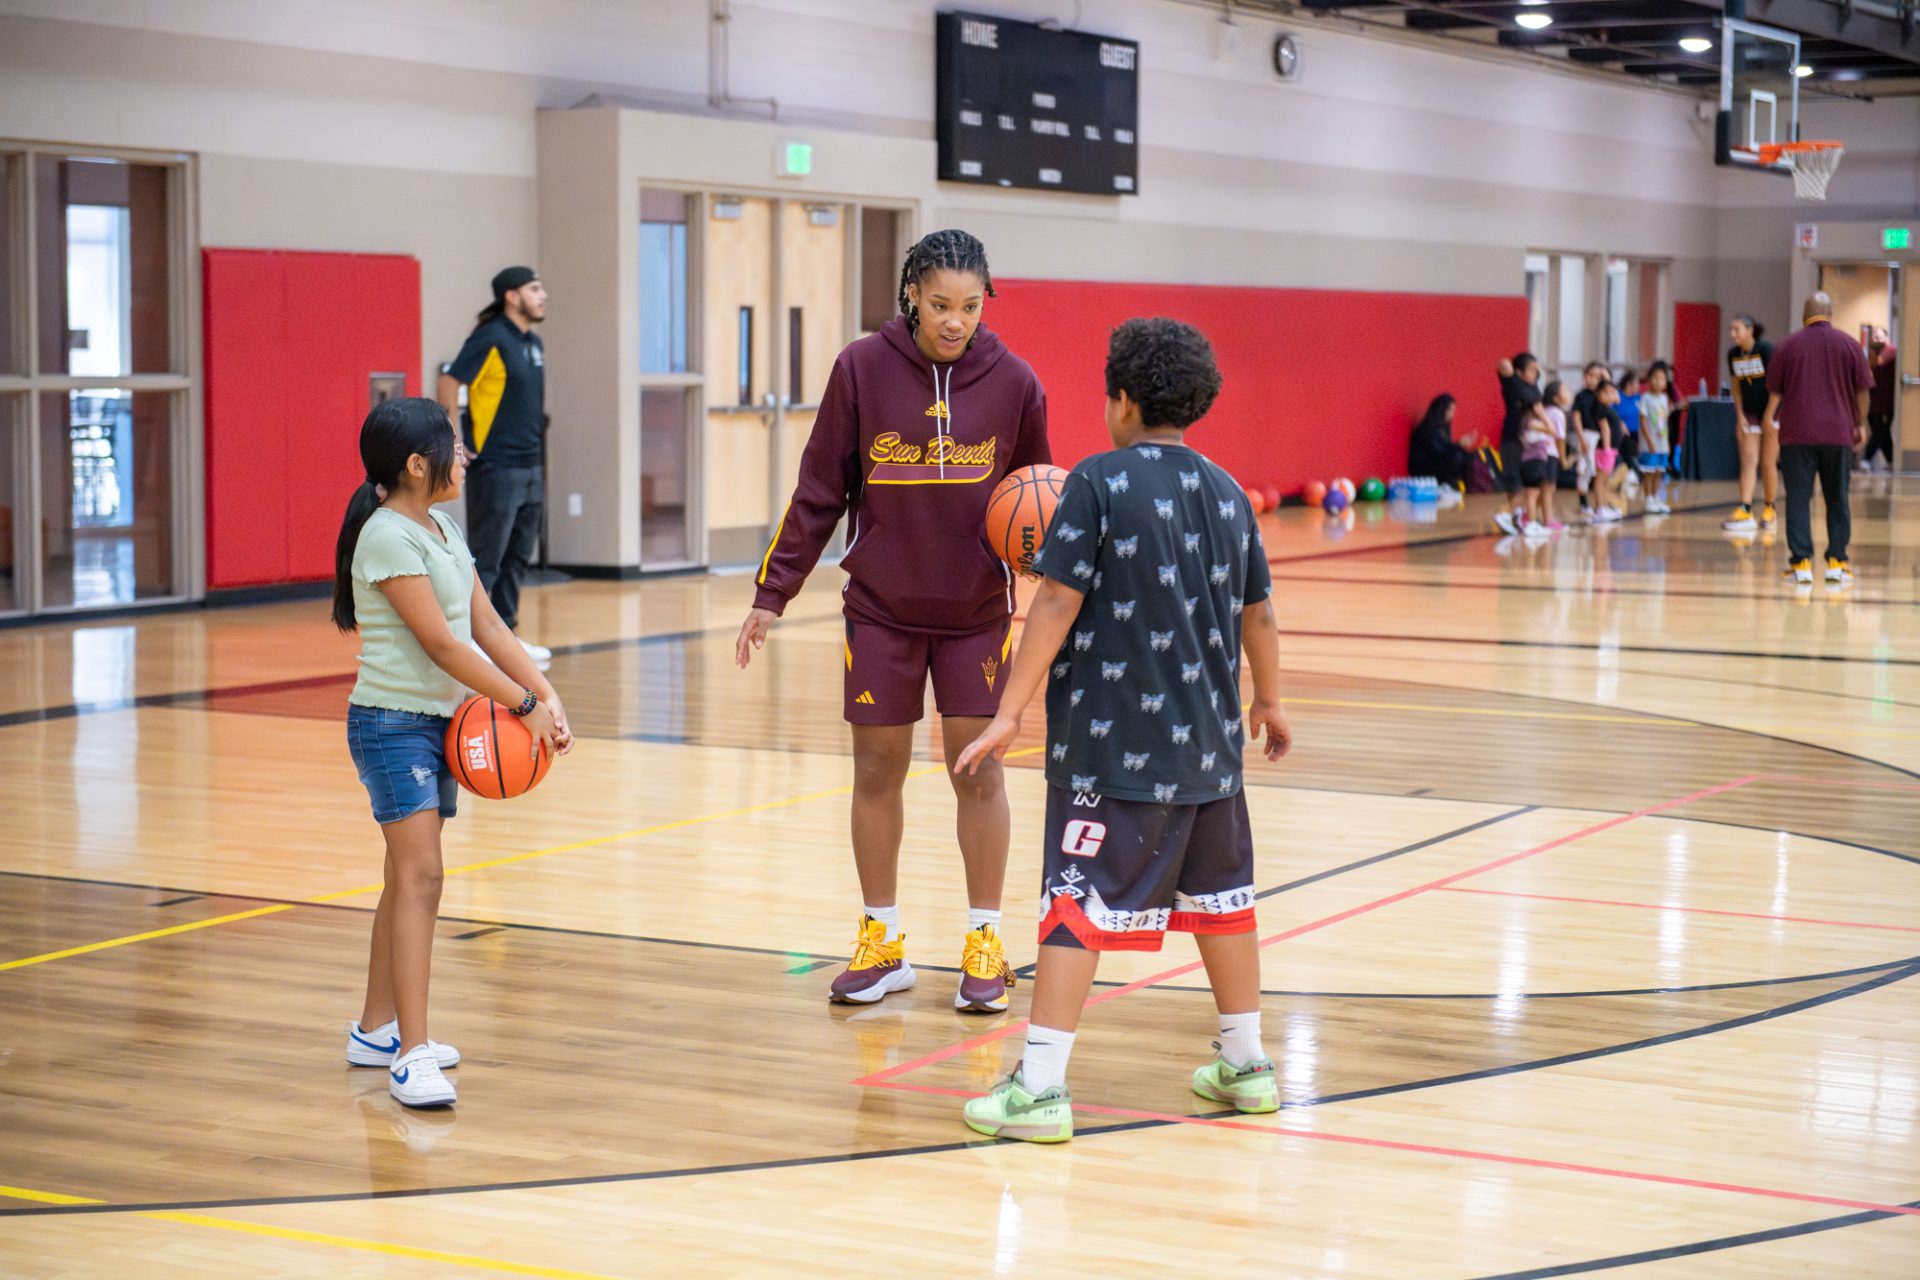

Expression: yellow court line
xmin=0 ymin=905 xmax=293 ymax=973
xmin=145 ymin=1214 xmax=626 ymax=1279
xmin=5 ymin=746 xmax=1044 ymax=967
xmin=0 ymin=1186 xmax=622 ymax=1279
xmin=0 ymin=1184 xmax=98 ymax=1205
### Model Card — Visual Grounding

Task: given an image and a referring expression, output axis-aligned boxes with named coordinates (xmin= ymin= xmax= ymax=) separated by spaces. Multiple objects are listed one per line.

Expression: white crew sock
xmin=1019 ymin=1026 xmax=1076 ymax=1093
xmin=968 ymin=907 xmax=1002 ymax=933
xmin=1217 ymin=1011 xmax=1266 ymax=1069
xmin=864 ymin=904 xmax=901 ymax=942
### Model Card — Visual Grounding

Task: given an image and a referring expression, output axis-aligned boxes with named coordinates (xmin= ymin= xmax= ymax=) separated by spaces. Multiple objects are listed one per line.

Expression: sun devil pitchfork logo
xmin=981 ymin=653 xmax=1000 ymax=691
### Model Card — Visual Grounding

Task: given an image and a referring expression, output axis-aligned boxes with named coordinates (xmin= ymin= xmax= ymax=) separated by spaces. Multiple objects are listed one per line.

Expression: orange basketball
xmin=446 ymin=694 xmax=553 ymax=799
xmin=1244 ymin=484 xmax=1268 ymax=515
xmin=1303 ymin=480 xmax=1328 ymax=508
xmin=985 ymin=464 xmax=1070 ymax=574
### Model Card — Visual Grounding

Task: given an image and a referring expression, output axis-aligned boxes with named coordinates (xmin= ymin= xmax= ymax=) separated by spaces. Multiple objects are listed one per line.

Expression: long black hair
xmin=897 ymin=229 xmax=995 ymax=328
xmin=1415 ymin=394 xmax=1455 ymax=436
xmin=331 ymin=397 xmax=458 ymax=632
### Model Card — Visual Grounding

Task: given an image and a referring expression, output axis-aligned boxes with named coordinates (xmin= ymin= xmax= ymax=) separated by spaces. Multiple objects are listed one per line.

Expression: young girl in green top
xmin=332 ymin=397 xmax=573 ymax=1108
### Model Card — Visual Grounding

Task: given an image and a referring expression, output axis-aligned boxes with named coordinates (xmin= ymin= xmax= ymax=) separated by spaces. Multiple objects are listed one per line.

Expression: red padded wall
xmin=987 ymin=279 xmax=1528 ymax=493
xmin=204 ymin=249 xmax=420 ymax=589
xmin=1673 ymin=301 xmax=1722 ymax=403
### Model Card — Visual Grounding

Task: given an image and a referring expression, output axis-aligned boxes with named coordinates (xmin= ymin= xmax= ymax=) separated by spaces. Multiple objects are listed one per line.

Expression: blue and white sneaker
xmin=387 ymin=1043 xmax=456 ymax=1108
xmin=346 ymin=1020 xmax=460 ymax=1069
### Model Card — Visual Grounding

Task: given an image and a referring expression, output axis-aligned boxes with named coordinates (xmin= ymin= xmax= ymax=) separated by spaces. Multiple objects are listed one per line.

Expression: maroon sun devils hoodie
xmin=753 ymin=316 xmax=1050 ymax=635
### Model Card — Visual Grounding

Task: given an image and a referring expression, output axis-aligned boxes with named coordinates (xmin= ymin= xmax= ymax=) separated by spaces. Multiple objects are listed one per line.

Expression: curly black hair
xmin=1103 ymin=318 xmax=1223 ymax=430
xmin=897 ymin=229 xmax=994 ymax=324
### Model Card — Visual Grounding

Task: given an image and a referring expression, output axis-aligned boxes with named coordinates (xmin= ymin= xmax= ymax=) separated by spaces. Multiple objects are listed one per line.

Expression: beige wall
xmin=7 ymin=0 xmax=1917 ymax=575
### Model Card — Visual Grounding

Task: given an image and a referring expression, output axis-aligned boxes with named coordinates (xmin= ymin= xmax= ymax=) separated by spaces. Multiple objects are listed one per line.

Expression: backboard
xmin=1717 ymin=19 xmax=1801 ymax=173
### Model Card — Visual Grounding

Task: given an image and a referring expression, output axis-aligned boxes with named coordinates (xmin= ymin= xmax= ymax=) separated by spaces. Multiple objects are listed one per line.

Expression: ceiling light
xmin=1678 ymin=36 xmax=1713 ymax=54
xmin=1515 ymin=12 xmax=1553 ymax=30
xmin=1793 ymin=63 xmax=1814 ymax=77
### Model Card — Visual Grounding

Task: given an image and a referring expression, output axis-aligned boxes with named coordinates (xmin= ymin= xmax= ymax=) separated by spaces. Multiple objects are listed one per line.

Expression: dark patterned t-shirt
xmin=1030 ymin=441 xmax=1271 ymax=804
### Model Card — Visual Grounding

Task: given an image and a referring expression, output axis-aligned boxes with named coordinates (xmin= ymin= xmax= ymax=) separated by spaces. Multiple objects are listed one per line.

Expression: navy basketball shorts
xmin=1038 ymin=784 xmax=1257 ymax=951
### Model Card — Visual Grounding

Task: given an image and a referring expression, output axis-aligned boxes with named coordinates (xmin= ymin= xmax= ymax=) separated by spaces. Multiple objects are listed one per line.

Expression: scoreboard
xmin=935 ymin=11 xmax=1141 ymax=197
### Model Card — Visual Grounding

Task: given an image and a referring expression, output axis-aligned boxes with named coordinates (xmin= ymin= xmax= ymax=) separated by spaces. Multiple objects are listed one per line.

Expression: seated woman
xmin=1408 ymin=394 xmax=1473 ymax=490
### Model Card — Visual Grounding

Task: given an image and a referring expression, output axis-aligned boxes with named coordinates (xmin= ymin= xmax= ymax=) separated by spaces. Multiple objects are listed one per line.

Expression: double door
xmin=638 ymin=188 xmax=903 ymax=570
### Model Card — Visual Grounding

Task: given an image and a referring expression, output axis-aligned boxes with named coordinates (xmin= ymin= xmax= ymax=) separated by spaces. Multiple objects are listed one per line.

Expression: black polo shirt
xmin=449 ymin=316 xmax=545 ymax=467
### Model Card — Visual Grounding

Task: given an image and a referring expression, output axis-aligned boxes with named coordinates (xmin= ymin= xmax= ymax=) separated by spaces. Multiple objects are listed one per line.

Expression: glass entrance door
xmin=0 ymin=146 xmax=191 ymax=615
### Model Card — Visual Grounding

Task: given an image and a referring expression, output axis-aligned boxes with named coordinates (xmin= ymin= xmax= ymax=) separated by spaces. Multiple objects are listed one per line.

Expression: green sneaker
xmin=1191 ymin=1052 xmax=1279 ymax=1114
xmin=962 ymin=1069 xmax=1073 ymax=1143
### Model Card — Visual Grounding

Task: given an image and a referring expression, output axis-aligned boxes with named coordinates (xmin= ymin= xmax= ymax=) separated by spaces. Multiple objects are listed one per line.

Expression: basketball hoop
xmin=1754 ymin=140 xmax=1845 ymax=201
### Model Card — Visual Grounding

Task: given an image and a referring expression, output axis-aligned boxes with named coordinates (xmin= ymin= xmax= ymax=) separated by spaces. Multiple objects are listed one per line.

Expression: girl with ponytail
xmin=332 ymin=396 xmax=574 ymax=1109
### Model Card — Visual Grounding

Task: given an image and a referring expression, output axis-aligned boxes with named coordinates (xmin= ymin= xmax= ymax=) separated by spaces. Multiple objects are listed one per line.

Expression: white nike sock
xmin=968 ymin=907 xmax=1002 ymax=933
xmin=864 ymin=904 xmax=901 ymax=942
xmin=1217 ymin=1011 xmax=1266 ymax=1069
xmin=1020 ymin=1025 xmax=1076 ymax=1093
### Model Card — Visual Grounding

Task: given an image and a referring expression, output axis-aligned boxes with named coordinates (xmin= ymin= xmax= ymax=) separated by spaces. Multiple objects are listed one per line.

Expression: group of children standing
xmin=1495 ymin=353 xmax=1680 ymax=537
xmin=335 ymin=228 xmax=1288 ymax=1142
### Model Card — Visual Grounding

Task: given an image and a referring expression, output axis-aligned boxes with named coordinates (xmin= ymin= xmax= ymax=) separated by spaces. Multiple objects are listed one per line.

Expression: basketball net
xmin=1756 ymin=141 xmax=1845 ymax=201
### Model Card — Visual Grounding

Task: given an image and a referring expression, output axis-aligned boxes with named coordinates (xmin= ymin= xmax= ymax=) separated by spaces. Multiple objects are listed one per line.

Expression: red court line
xmin=852 ymin=775 xmax=1759 ymax=1087
xmin=1757 ymin=775 xmax=1920 ymax=792
xmin=1436 ymin=885 xmax=1920 ymax=934
xmin=1063 ymin=1104 xmax=1920 ymax=1220
xmin=883 ymin=1080 xmax=1920 ymax=1219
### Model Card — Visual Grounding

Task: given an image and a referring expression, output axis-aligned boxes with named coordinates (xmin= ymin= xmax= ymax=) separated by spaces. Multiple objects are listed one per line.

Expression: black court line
xmin=0 ymin=1117 xmax=1183 ymax=1219
xmin=9 ymin=866 xmax=1908 ymax=1004
xmin=1270 ymin=571 xmax=1920 ymax=609
xmin=5 ymin=961 xmax=1911 ymax=1223
xmin=1253 ymin=806 xmax=1536 ymax=900
xmin=150 ymin=895 xmax=204 ymax=908
xmin=1149 ymin=955 xmax=1915 ymax=1000
xmin=1276 ymin=958 xmax=1920 ymax=1114
xmin=1281 ymin=643 xmax=1920 ymax=714
xmin=1259 ymin=500 xmax=1728 ymax=568
xmin=452 ymin=926 xmax=506 ymax=940
xmin=1278 ymin=625 xmax=1920 ymax=668
xmin=1467 ymin=1198 xmax=1920 ymax=1278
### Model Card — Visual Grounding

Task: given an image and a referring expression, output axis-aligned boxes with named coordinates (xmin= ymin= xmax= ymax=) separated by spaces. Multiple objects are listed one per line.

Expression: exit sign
xmin=777 ymin=141 xmax=812 ymax=179
xmin=1884 ymin=227 xmax=1913 ymax=251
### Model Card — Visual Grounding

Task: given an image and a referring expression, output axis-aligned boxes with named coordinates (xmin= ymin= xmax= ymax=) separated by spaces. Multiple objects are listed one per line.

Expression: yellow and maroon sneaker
xmin=955 ymin=924 xmax=1014 ymax=1014
xmin=828 ymin=916 xmax=916 ymax=1004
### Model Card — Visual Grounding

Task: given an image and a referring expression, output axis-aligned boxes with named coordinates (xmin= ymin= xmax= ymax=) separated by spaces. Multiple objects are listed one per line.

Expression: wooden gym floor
xmin=2 ymin=477 xmax=1917 ymax=1278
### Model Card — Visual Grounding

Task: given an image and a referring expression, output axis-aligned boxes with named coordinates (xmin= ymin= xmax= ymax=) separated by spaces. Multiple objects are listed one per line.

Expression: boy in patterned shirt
xmin=953 ymin=318 xmax=1292 ymax=1142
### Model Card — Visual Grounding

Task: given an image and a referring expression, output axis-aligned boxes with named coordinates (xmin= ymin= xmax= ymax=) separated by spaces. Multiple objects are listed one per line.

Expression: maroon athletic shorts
xmin=843 ymin=614 xmax=1012 ymax=725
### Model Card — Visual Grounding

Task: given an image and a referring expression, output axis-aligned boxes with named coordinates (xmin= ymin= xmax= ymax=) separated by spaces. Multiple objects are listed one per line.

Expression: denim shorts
xmin=346 ymin=705 xmax=458 ymax=825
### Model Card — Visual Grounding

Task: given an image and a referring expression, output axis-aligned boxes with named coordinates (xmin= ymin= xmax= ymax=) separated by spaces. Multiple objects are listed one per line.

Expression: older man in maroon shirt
xmin=1762 ymin=292 xmax=1874 ymax=586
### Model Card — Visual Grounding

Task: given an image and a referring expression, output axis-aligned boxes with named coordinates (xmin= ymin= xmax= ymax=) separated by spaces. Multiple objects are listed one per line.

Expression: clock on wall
xmin=1273 ymin=32 xmax=1300 ymax=81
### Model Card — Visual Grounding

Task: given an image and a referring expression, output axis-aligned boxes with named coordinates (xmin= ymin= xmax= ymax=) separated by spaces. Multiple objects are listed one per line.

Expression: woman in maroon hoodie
xmin=735 ymin=229 xmax=1050 ymax=1014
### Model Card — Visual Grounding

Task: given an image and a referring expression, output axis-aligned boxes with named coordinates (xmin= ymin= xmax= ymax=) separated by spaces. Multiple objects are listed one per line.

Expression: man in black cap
xmin=439 ymin=266 xmax=551 ymax=661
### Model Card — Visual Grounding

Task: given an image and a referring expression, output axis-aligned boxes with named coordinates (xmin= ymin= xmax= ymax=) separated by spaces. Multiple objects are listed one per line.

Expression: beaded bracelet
xmin=510 ymin=690 xmax=537 ymax=717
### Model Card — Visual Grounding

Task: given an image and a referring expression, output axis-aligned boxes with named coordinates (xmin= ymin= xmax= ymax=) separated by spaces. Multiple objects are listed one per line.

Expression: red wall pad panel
xmin=986 ymin=280 xmax=1528 ymax=493
xmin=203 ymin=249 xmax=420 ymax=589
xmin=1673 ymin=302 xmax=1723 ymax=403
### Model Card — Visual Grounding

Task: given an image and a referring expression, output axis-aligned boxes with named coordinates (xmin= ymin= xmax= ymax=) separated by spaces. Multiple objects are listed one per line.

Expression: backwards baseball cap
xmin=491 ymin=265 xmax=538 ymax=298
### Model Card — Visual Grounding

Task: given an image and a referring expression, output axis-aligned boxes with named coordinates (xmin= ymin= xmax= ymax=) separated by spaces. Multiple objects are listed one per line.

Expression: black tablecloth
xmin=1680 ymin=399 xmax=1741 ymax=481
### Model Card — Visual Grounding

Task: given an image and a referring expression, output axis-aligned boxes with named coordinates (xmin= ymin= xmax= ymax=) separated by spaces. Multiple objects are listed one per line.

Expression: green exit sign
xmin=778 ymin=141 xmax=812 ymax=178
xmin=1885 ymin=227 xmax=1913 ymax=251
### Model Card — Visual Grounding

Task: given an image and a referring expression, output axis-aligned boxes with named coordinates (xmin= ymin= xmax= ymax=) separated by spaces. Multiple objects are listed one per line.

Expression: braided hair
xmin=896 ymin=229 xmax=995 ymax=329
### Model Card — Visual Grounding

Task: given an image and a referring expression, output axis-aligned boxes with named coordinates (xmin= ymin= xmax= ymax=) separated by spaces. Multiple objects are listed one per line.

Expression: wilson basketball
xmin=986 ymin=464 xmax=1070 ymax=574
xmin=446 ymin=694 xmax=552 ymax=799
